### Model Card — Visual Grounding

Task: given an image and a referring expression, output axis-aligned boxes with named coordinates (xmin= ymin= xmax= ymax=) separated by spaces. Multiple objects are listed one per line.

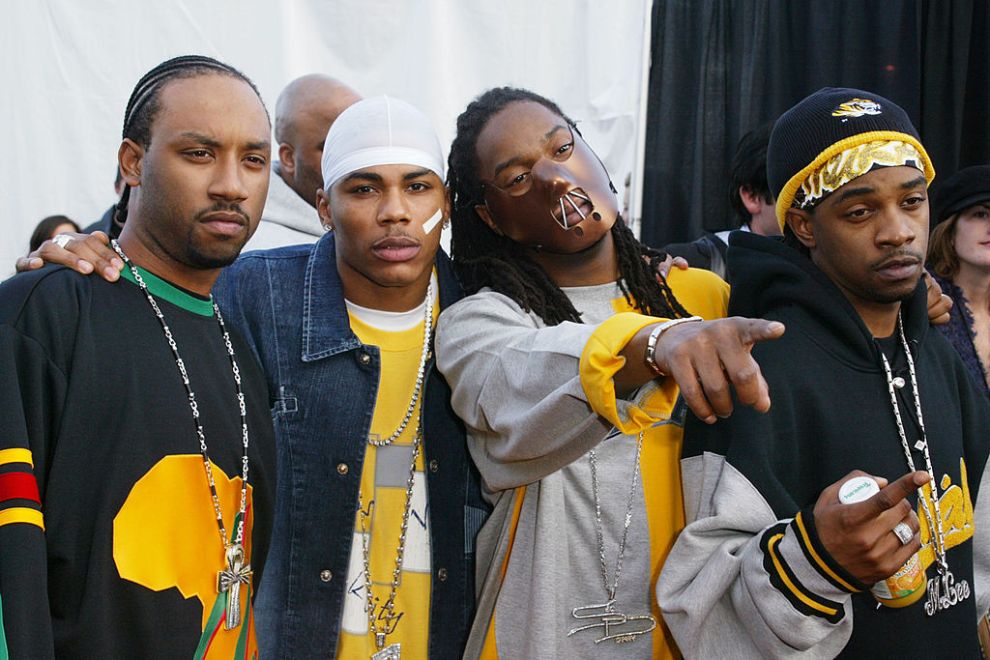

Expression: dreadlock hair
xmin=447 ymin=86 xmax=690 ymax=326
xmin=112 ymin=55 xmax=269 ymax=237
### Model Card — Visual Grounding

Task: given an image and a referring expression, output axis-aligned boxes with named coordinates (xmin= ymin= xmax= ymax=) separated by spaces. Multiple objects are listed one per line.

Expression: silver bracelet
xmin=644 ymin=316 xmax=703 ymax=376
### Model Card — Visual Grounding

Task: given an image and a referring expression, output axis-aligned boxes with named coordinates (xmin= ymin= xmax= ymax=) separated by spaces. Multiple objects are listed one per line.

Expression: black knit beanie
xmin=932 ymin=165 xmax=990 ymax=225
xmin=767 ymin=87 xmax=934 ymax=230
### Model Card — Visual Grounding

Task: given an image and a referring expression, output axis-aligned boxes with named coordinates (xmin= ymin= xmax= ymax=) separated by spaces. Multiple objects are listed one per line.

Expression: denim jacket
xmin=214 ymin=233 xmax=489 ymax=659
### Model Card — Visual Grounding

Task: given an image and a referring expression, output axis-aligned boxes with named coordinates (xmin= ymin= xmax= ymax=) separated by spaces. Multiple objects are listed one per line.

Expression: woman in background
xmin=927 ymin=164 xmax=990 ymax=397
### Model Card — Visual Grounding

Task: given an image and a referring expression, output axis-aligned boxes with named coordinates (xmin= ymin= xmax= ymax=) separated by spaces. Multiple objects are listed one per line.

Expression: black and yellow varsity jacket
xmin=657 ymin=232 xmax=990 ymax=658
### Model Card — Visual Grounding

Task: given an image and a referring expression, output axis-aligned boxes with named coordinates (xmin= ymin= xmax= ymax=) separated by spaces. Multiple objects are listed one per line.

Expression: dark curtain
xmin=640 ymin=0 xmax=990 ymax=248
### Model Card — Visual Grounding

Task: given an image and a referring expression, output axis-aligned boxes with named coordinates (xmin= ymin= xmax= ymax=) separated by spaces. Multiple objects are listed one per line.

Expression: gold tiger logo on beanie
xmin=832 ymin=98 xmax=883 ymax=119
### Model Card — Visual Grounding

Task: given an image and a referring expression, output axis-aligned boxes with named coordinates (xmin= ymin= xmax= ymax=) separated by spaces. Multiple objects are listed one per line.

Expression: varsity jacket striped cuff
xmin=759 ymin=505 xmax=868 ymax=624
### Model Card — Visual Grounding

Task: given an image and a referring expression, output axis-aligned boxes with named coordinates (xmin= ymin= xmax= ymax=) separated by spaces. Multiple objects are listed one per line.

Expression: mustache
xmin=372 ymin=231 xmax=421 ymax=247
xmin=195 ymin=203 xmax=250 ymax=224
xmin=870 ymin=249 xmax=924 ymax=271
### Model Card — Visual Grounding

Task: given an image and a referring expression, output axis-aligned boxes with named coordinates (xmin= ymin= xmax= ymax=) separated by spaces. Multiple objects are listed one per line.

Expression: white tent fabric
xmin=1 ymin=0 xmax=651 ymax=275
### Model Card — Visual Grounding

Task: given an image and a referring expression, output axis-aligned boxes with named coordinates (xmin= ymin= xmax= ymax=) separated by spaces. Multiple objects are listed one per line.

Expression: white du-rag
xmin=320 ymin=95 xmax=445 ymax=191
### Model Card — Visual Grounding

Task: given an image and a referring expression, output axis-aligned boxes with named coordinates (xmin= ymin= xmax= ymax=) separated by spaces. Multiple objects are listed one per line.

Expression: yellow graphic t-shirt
xmin=336 ymin=285 xmax=439 ymax=659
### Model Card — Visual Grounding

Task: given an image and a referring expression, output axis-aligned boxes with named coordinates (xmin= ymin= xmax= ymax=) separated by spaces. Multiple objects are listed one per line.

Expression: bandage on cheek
xmin=422 ymin=208 xmax=443 ymax=235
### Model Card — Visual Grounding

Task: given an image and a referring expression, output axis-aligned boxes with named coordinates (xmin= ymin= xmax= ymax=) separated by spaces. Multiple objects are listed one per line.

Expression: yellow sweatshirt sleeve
xmin=578 ymin=268 xmax=729 ymax=435
xmin=579 ymin=312 xmax=679 ymax=435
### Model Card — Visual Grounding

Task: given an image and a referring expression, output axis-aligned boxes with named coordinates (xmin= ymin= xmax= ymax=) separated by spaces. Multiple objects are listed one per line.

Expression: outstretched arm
xmin=436 ymin=288 xmax=784 ymax=490
xmin=618 ymin=315 xmax=784 ymax=423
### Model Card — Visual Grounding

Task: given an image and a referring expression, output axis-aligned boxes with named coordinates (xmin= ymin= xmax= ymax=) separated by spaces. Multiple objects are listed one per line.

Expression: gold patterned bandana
xmin=792 ymin=140 xmax=925 ymax=210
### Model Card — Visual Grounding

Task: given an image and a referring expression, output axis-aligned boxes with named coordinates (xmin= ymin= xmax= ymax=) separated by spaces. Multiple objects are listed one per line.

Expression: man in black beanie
xmin=658 ymin=87 xmax=990 ymax=657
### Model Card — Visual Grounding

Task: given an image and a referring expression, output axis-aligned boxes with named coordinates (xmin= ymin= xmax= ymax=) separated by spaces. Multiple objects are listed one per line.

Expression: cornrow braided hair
xmin=112 ymin=55 xmax=268 ymax=237
xmin=447 ymin=86 xmax=691 ymax=326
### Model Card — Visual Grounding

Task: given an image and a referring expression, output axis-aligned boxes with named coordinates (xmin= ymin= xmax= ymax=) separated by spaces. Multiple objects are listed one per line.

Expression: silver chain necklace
xmin=112 ymin=240 xmax=252 ymax=630
xmin=367 ymin=279 xmax=434 ymax=447
xmin=357 ymin=282 xmax=435 ymax=659
xmin=879 ymin=311 xmax=970 ymax=615
xmin=568 ymin=431 xmax=657 ymax=645
xmin=358 ymin=421 xmax=423 ymax=660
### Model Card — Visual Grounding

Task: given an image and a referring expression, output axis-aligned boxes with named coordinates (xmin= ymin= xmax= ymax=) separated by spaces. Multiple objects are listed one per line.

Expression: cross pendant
xmin=217 ymin=543 xmax=252 ymax=630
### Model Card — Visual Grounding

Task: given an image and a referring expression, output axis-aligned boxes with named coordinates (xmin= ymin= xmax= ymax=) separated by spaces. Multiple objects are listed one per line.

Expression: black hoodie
xmin=657 ymin=231 xmax=990 ymax=658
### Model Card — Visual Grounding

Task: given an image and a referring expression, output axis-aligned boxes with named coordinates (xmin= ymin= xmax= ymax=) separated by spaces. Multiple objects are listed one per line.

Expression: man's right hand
xmin=15 ymin=231 xmax=123 ymax=281
xmin=813 ymin=469 xmax=927 ymax=584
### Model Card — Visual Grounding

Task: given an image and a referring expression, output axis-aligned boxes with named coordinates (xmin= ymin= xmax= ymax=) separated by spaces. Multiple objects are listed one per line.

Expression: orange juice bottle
xmin=837 ymin=476 xmax=926 ymax=607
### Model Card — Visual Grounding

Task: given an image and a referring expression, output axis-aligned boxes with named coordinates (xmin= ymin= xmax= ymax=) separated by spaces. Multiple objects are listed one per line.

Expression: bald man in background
xmin=247 ymin=74 xmax=361 ymax=249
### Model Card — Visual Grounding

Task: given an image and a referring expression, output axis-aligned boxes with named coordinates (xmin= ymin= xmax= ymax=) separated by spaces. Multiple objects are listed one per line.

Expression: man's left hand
xmin=925 ymin=271 xmax=952 ymax=326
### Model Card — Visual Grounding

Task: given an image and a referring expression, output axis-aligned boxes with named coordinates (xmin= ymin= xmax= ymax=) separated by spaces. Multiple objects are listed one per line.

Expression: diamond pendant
xmin=372 ymin=642 xmax=401 ymax=660
xmin=924 ymin=569 xmax=971 ymax=616
xmin=914 ymin=439 xmax=927 ymax=451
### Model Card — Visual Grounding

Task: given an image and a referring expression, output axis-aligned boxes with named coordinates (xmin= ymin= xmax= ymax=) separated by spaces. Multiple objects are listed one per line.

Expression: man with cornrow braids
xmin=0 ymin=55 xmax=276 ymax=657
xmin=436 ymin=86 xmax=785 ymax=659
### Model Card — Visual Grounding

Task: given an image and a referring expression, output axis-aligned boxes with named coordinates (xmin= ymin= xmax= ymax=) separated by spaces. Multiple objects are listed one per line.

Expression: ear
xmin=317 ymin=189 xmax=334 ymax=231
xmin=278 ymin=143 xmax=295 ymax=177
xmin=475 ymin=203 xmax=503 ymax=236
xmin=442 ymin=189 xmax=452 ymax=224
xmin=118 ymin=139 xmax=144 ymax=188
xmin=785 ymin=208 xmax=816 ymax=249
xmin=739 ymin=186 xmax=768 ymax=216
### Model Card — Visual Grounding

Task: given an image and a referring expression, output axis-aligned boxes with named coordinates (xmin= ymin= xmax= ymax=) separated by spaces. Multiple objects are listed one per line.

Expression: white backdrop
xmin=1 ymin=0 xmax=652 ymax=275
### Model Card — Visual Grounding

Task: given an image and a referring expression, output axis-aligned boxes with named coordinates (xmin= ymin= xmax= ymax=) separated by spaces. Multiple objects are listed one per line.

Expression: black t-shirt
xmin=0 ymin=264 xmax=275 ymax=658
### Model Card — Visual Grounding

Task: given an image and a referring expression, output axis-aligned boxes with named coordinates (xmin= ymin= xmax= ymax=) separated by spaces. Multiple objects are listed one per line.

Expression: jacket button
xmin=358 ymin=352 xmax=371 ymax=365
xmin=320 ymin=569 xmax=333 ymax=582
xmin=437 ymin=567 xmax=448 ymax=582
xmin=429 ymin=459 xmax=439 ymax=473
xmin=337 ymin=463 xmax=349 ymax=475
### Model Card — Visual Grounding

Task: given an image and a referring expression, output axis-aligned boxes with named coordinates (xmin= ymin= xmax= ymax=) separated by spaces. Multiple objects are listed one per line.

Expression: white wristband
xmin=644 ymin=316 xmax=703 ymax=376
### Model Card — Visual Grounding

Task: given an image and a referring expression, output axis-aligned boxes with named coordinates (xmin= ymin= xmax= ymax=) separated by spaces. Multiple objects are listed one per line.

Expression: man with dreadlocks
xmin=437 ymin=86 xmax=785 ymax=659
xmin=0 ymin=56 xmax=276 ymax=657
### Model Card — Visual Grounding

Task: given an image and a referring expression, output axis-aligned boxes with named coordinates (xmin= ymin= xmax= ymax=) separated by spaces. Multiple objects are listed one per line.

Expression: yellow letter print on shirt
xmin=917 ymin=458 xmax=974 ymax=571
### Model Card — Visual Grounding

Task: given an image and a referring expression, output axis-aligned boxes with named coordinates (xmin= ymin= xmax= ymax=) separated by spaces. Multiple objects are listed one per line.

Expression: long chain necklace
xmin=879 ymin=311 xmax=970 ymax=615
xmin=357 ymin=281 xmax=435 ymax=659
xmin=367 ymin=279 xmax=434 ymax=447
xmin=358 ymin=421 xmax=424 ymax=660
xmin=568 ymin=432 xmax=657 ymax=645
xmin=112 ymin=240 xmax=252 ymax=630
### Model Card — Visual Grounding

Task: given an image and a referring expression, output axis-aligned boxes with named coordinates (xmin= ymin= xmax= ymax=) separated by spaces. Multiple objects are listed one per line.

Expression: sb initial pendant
xmin=372 ymin=638 xmax=401 ymax=660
